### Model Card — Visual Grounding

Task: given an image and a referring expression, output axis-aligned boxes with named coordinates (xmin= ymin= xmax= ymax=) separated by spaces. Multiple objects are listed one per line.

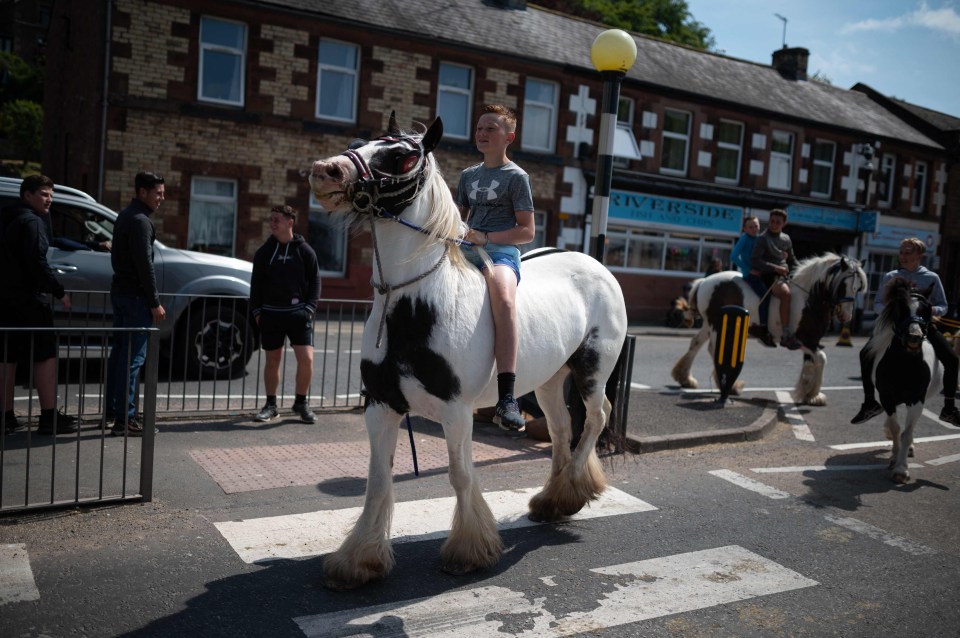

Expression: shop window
xmin=767 ymin=130 xmax=794 ymax=190
xmin=660 ymin=109 xmax=690 ymax=175
xmin=715 ymin=120 xmax=743 ymax=184
xmin=198 ymin=17 xmax=246 ymax=106
xmin=521 ymin=78 xmax=558 ymax=153
xmin=188 ymin=177 xmax=236 ymax=256
xmin=810 ymin=140 xmax=835 ymax=197
xmin=316 ymin=39 xmax=359 ymax=122
xmin=437 ymin=63 xmax=473 ymax=140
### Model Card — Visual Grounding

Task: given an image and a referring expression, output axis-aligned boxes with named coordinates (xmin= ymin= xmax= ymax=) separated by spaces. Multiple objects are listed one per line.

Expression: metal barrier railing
xmin=1 ymin=326 xmax=159 ymax=514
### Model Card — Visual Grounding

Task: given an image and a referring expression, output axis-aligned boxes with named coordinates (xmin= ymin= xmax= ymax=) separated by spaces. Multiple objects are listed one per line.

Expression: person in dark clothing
xmin=0 ymin=174 xmax=78 ymax=435
xmin=250 ymin=205 xmax=321 ymax=424
xmin=104 ymin=172 xmax=167 ymax=437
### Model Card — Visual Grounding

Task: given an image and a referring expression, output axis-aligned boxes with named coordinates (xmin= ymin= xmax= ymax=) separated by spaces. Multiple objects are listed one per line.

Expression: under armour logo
xmin=469 ymin=179 xmax=499 ymax=201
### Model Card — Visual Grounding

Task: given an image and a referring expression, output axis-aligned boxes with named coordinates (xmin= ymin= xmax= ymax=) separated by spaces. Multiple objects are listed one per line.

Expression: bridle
xmin=339 ymin=134 xmax=472 ymax=348
xmin=894 ymin=293 xmax=929 ymax=351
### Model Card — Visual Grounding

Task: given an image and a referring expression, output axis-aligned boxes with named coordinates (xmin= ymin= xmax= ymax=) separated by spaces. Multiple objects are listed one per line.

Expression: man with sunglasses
xmin=851 ymin=238 xmax=959 ymax=425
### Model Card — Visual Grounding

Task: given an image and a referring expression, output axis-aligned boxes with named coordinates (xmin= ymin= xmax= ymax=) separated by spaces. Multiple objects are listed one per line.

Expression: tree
xmin=0 ymin=52 xmax=44 ymax=103
xmin=535 ymin=0 xmax=714 ymax=50
xmin=0 ymin=99 xmax=44 ymax=162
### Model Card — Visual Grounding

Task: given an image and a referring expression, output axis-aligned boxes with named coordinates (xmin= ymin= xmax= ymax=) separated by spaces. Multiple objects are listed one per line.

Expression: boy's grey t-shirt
xmin=456 ymin=161 xmax=533 ymax=238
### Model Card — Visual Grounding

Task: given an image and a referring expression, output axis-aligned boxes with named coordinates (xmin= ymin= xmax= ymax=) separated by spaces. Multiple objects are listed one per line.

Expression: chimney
xmin=772 ymin=46 xmax=809 ymax=81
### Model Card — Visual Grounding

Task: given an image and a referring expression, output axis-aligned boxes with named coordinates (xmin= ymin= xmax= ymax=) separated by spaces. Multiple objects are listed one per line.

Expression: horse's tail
xmin=595 ymin=337 xmax=629 ymax=454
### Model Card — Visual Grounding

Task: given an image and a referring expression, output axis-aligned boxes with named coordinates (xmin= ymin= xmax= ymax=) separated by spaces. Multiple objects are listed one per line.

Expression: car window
xmin=49 ymin=201 xmax=114 ymax=250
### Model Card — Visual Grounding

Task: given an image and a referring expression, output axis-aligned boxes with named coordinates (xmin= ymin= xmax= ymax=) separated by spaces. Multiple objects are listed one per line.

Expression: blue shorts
xmin=462 ymin=242 xmax=521 ymax=283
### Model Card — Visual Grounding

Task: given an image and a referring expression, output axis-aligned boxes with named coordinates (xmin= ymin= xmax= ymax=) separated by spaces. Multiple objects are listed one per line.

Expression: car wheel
xmin=176 ymin=301 xmax=254 ymax=379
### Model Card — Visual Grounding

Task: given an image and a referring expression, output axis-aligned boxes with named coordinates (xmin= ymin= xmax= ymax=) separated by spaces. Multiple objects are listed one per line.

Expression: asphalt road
xmin=2 ymin=331 xmax=959 ymax=636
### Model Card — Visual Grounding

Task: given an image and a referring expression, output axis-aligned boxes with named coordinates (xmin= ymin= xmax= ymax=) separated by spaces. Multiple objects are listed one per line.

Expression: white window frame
xmin=911 ymin=161 xmax=928 ymax=213
xmin=521 ymin=77 xmax=558 ymax=153
xmin=715 ymin=119 xmax=743 ymax=184
xmin=316 ymin=38 xmax=360 ymax=123
xmin=613 ymin=97 xmax=636 ymax=168
xmin=660 ymin=109 xmax=691 ymax=176
xmin=308 ymin=193 xmax=348 ymax=277
xmin=810 ymin=139 xmax=835 ymax=197
xmin=878 ymin=153 xmax=896 ymax=207
xmin=188 ymin=177 xmax=237 ymax=257
xmin=767 ymin=130 xmax=794 ymax=190
xmin=436 ymin=62 xmax=473 ymax=140
xmin=198 ymin=16 xmax=247 ymax=106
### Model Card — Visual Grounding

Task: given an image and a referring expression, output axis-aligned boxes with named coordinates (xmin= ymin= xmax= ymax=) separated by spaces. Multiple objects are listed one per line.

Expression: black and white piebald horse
xmin=671 ymin=254 xmax=867 ymax=405
xmin=308 ymin=115 xmax=627 ymax=588
xmin=866 ymin=277 xmax=941 ymax=483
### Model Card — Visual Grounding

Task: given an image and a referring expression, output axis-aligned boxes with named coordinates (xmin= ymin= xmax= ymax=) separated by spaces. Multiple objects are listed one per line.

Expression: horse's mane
xmin=417 ymin=153 xmax=470 ymax=272
xmin=790 ymin=252 xmax=841 ymax=289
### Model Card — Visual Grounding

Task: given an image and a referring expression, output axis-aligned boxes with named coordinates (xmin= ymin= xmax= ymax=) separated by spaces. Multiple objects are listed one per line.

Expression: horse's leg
xmin=793 ymin=349 xmax=827 ymax=406
xmin=892 ymin=405 xmax=920 ymax=483
xmin=671 ymin=325 xmax=710 ymax=389
xmin=528 ymin=370 xmax=579 ymax=522
xmin=439 ymin=405 xmax=502 ymax=575
xmin=530 ymin=368 xmax=609 ymax=523
xmin=323 ymin=403 xmax=403 ymax=590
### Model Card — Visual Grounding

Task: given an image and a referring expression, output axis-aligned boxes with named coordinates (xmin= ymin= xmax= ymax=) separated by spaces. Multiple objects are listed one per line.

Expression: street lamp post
xmin=589 ymin=29 xmax=637 ymax=264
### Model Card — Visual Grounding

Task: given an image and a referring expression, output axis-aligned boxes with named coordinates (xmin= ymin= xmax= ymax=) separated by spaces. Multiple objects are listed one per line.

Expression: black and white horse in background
xmin=308 ymin=115 xmax=627 ymax=589
xmin=671 ymin=254 xmax=867 ymax=405
xmin=866 ymin=277 xmax=940 ymax=483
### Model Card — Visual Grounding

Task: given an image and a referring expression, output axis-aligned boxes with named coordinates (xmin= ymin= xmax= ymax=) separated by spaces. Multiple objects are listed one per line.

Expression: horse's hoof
xmin=891 ymin=472 xmax=910 ymax=484
xmin=441 ymin=561 xmax=478 ymax=576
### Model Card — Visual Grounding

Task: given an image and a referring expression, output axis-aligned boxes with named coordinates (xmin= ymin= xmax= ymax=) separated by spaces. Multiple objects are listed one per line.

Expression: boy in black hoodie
xmin=250 ymin=205 xmax=321 ymax=423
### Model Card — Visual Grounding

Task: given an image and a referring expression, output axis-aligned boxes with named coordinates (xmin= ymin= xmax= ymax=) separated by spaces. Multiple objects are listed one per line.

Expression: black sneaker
xmin=3 ymin=411 xmax=24 ymax=434
xmin=292 ymin=401 xmax=316 ymax=424
xmin=111 ymin=415 xmax=144 ymax=437
xmin=255 ymin=403 xmax=278 ymax=422
xmin=850 ymin=400 xmax=883 ymax=424
xmin=939 ymin=405 xmax=960 ymax=426
xmin=780 ymin=332 xmax=803 ymax=351
xmin=494 ymin=395 xmax=526 ymax=433
xmin=755 ymin=326 xmax=777 ymax=348
xmin=36 ymin=411 xmax=79 ymax=435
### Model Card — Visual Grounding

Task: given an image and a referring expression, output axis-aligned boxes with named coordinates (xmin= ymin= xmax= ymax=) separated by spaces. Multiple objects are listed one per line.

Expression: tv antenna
xmin=774 ymin=13 xmax=788 ymax=48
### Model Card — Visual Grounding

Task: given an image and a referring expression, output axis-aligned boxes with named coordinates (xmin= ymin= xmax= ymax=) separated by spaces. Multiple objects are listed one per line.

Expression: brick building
xmin=40 ymin=0 xmax=957 ymax=321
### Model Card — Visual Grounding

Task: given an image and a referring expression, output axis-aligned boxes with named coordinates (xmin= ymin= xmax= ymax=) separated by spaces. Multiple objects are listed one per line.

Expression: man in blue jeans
xmin=105 ymin=172 xmax=167 ymax=437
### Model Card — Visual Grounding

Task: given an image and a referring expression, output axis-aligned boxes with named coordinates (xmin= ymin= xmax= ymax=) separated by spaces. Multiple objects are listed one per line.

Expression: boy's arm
xmin=486 ymin=209 xmax=535 ymax=246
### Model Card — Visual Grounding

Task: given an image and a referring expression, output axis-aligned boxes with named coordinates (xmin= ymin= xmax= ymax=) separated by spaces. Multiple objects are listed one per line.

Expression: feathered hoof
xmin=680 ymin=377 xmax=699 ymax=389
xmin=441 ymin=561 xmax=480 ymax=576
xmin=798 ymin=393 xmax=826 ymax=406
xmin=890 ymin=471 xmax=910 ymax=484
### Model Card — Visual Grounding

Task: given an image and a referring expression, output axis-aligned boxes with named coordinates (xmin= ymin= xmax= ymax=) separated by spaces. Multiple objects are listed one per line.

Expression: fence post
xmin=139 ymin=328 xmax=160 ymax=502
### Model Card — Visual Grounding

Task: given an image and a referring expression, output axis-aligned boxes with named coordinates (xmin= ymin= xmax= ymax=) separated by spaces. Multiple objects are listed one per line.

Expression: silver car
xmin=0 ymin=176 xmax=256 ymax=378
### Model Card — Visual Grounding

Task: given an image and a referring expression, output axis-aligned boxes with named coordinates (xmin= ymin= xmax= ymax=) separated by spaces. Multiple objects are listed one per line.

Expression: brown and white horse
xmin=671 ymin=254 xmax=866 ymax=405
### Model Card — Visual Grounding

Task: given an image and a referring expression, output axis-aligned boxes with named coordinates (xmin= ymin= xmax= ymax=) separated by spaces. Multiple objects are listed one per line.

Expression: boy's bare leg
xmin=485 ymin=265 xmax=518 ymax=373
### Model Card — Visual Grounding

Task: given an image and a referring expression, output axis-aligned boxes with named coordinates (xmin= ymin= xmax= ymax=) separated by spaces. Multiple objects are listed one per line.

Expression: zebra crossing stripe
xmin=822 ymin=515 xmax=936 ymax=556
xmin=0 ymin=544 xmax=40 ymax=606
xmin=709 ymin=469 xmax=791 ymax=499
xmin=293 ymin=545 xmax=817 ymax=637
xmin=215 ymin=486 xmax=656 ymax=564
xmin=830 ymin=433 xmax=960 ymax=450
xmin=776 ymin=390 xmax=814 ymax=441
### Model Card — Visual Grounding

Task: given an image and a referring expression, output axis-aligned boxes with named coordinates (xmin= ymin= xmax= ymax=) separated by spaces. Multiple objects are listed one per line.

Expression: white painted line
xmin=823 ymin=514 xmax=936 ymax=556
xmin=294 ymin=545 xmax=817 ymax=637
xmin=926 ymin=453 xmax=960 ymax=466
xmin=678 ymin=385 xmax=862 ymax=394
xmin=751 ymin=464 xmax=924 ymax=474
xmin=830 ymin=433 xmax=960 ymax=450
xmin=923 ymin=408 xmax=960 ymax=429
xmin=709 ymin=469 xmax=791 ymax=499
xmin=630 ymin=382 xmax=651 ymax=390
xmin=776 ymin=390 xmax=814 ymax=442
xmin=215 ymin=486 xmax=656 ymax=564
xmin=0 ymin=544 xmax=40 ymax=606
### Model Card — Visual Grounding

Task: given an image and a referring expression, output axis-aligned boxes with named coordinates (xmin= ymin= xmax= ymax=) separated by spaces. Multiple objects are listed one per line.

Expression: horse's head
xmin=826 ymin=256 xmax=867 ymax=324
xmin=884 ymin=277 xmax=932 ymax=354
xmin=309 ymin=113 xmax=443 ymax=219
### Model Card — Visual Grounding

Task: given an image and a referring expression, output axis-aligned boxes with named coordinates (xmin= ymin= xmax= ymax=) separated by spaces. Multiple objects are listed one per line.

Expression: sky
xmin=683 ymin=0 xmax=960 ymax=117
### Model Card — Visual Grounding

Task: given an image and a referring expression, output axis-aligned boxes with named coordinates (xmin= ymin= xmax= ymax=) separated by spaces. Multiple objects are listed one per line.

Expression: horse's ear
xmin=387 ymin=111 xmax=401 ymax=135
xmin=421 ymin=117 xmax=443 ymax=154
xmin=839 ymin=256 xmax=849 ymax=271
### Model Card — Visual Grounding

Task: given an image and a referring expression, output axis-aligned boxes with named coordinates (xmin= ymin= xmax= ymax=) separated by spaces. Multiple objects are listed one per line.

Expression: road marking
xmin=823 ymin=515 xmax=936 ymax=556
xmin=829 ymin=433 xmax=960 ymax=450
xmin=0 ymin=544 xmax=40 ymax=606
xmin=776 ymin=390 xmax=814 ymax=441
xmin=925 ymin=453 xmax=960 ymax=466
xmin=293 ymin=545 xmax=817 ymax=637
xmin=675 ymin=385 xmax=862 ymax=394
xmin=709 ymin=469 xmax=791 ymax=499
xmin=630 ymin=382 xmax=651 ymax=390
xmin=215 ymin=486 xmax=656 ymax=564
xmin=923 ymin=408 xmax=960 ymax=429
xmin=751 ymin=464 xmax=924 ymax=473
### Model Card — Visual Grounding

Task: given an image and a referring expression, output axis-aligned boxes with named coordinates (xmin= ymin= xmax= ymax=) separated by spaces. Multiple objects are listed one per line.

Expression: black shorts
xmin=0 ymin=301 xmax=57 ymax=363
xmin=259 ymin=308 xmax=314 ymax=351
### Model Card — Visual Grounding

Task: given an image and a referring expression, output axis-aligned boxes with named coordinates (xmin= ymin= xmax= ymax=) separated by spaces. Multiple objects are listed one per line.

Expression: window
xmin=613 ymin=97 xmax=636 ymax=168
xmin=810 ymin=140 xmax=835 ymax=197
xmin=911 ymin=161 xmax=927 ymax=213
xmin=188 ymin=178 xmax=236 ymax=256
xmin=767 ymin=130 xmax=794 ymax=190
xmin=602 ymin=228 xmax=731 ymax=275
xmin=878 ymin=153 xmax=896 ymax=206
xmin=521 ymin=78 xmax=558 ymax=152
xmin=715 ymin=120 xmax=743 ymax=183
xmin=308 ymin=193 xmax=348 ymax=276
xmin=316 ymin=39 xmax=359 ymax=122
xmin=437 ymin=63 xmax=473 ymax=140
xmin=198 ymin=17 xmax=246 ymax=106
xmin=660 ymin=109 xmax=691 ymax=175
